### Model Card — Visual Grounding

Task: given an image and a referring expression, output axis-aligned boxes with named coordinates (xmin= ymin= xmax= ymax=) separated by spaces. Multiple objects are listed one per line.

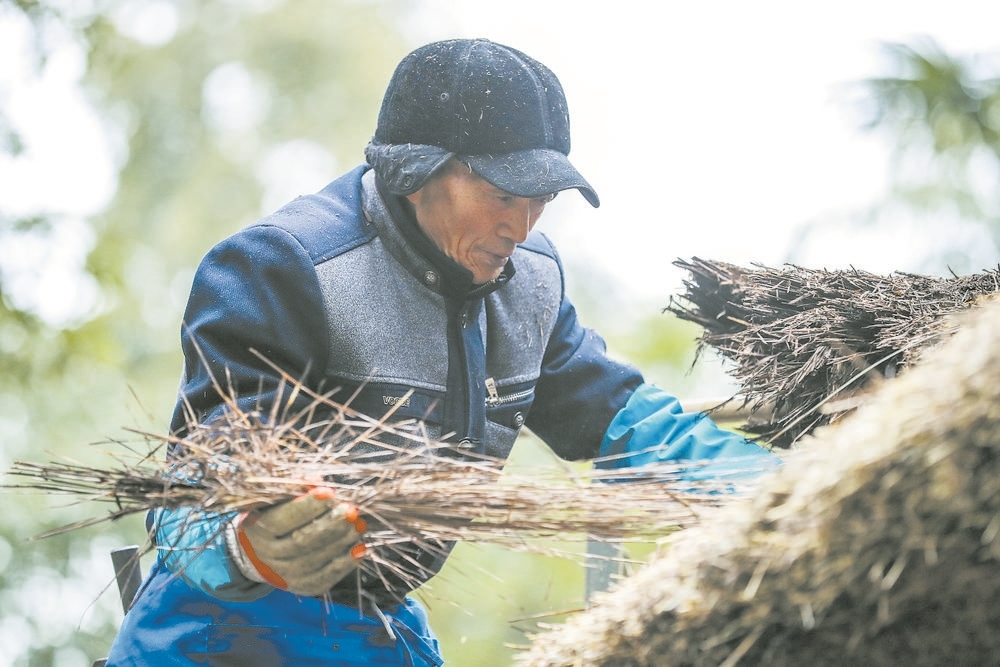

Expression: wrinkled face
xmin=406 ymin=160 xmax=555 ymax=284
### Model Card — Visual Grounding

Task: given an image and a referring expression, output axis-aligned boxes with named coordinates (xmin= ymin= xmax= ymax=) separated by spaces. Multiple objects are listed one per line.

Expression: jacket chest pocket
xmin=484 ymin=377 xmax=534 ymax=431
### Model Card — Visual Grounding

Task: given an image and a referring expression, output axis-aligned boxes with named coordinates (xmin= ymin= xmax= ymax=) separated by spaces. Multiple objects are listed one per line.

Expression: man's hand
xmin=234 ymin=487 xmax=367 ymax=596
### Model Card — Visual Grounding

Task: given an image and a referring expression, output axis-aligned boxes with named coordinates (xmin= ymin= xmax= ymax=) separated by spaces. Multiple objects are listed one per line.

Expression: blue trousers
xmin=106 ymin=561 xmax=443 ymax=666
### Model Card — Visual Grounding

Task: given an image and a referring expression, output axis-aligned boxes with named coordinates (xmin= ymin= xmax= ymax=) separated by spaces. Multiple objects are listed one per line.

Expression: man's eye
xmin=536 ymin=193 xmax=557 ymax=204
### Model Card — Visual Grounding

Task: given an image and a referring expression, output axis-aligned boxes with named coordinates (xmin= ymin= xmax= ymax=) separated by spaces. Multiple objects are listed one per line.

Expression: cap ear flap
xmin=364 ymin=142 xmax=453 ymax=196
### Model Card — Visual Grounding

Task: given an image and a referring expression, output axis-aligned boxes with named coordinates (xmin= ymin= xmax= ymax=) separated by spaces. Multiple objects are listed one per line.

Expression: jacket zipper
xmin=485 ymin=377 xmax=533 ymax=407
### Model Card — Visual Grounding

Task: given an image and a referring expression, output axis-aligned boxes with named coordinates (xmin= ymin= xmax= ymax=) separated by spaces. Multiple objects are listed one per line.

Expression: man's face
xmin=406 ymin=161 xmax=555 ymax=284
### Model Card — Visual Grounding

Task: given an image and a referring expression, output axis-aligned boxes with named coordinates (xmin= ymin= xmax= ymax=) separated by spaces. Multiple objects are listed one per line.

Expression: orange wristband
xmin=236 ymin=513 xmax=288 ymax=590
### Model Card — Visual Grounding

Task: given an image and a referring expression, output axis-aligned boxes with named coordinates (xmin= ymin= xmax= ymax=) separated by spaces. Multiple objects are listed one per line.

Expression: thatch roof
xmin=520 ymin=295 xmax=1000 ymax=666
xmin=667 ymin=258 xmax=1000 ymax=448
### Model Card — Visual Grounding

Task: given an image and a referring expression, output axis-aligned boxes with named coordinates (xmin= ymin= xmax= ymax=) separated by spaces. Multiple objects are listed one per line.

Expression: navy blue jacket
xmin=168 ymin=165 xmax=643 ymax=600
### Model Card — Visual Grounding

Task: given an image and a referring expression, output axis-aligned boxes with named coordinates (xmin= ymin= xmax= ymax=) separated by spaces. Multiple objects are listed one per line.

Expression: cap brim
xmin=465 ymin=149 xmax=600 ymax=208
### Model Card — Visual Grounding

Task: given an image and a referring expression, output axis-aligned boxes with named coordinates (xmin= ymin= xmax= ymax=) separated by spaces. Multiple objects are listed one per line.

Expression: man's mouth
xmin=484 ymin=250 xmax=511 ymax=264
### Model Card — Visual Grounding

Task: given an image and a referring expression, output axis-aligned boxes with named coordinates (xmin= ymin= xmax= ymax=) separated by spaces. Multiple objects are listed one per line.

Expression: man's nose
xmin=501 ymin=200 xmax=534 ymax=243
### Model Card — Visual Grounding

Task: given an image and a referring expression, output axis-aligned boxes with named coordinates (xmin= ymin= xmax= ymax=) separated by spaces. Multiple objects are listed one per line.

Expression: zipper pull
xmin=485 ymin=377 xmax=499 ymax=406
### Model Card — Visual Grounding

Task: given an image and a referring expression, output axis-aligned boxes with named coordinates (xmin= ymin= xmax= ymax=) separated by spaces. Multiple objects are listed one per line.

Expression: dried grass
xmin=667 ymin=257 xmax=1000 ymax=448
xmin=4 ymin=363 xmax=771 ymax=596
xmin=519 ymin=293 xmax=1000 ymax=666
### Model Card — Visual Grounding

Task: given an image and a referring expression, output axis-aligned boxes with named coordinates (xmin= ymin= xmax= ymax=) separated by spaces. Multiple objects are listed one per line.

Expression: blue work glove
xmin=153 ymin=507 xmax=264 ymax=599
xmin=596 ymin=383 xmax=775 ymax=482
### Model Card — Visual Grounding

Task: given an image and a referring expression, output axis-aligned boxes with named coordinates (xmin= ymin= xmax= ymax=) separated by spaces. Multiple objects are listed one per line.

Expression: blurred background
xmin=2 ymin=0 xmax=1000 ymax=664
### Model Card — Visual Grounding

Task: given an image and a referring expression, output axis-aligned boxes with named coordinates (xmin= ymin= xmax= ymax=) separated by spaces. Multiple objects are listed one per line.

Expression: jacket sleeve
xmin=595 ymin=383 xmax=775 ymax=474
xmin=524 ymin=237 xmax=644 ymax=460
xmin=160 ymin=224 xmax=332 ymax=597
xmin=170 ymin=223 xmax=333 ymax=434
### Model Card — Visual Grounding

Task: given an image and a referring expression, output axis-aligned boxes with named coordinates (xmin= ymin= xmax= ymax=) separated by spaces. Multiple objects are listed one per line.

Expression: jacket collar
xmin=360 ymin=168 xmax=513 ymax=301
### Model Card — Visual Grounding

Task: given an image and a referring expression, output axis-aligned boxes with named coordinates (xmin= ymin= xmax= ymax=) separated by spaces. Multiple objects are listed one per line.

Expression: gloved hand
xmin=596 ymin=383 xmax=777 ymax=483
xmin=232 ymin=486 xmax=367 ymax=596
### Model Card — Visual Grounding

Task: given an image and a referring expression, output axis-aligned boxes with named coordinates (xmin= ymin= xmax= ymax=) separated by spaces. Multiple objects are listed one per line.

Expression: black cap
xmin=365 ymin=39 xmax=600 ymax=207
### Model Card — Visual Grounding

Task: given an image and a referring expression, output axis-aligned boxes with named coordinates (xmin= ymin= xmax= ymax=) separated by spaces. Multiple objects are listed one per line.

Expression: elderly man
xmin=106 ymin=38 xmax=770 ymax=666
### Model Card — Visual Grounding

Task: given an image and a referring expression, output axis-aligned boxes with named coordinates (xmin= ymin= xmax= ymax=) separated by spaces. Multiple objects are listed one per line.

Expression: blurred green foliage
xmin=791 ymin=37 xmax=1000 ymax=272
xmin=864 ymin=39 xmax=1000 ymax=253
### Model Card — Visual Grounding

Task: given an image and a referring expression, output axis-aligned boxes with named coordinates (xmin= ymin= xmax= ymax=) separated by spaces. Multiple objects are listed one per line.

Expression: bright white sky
xmin=2 ymin=0 xmax=1000 ymax=324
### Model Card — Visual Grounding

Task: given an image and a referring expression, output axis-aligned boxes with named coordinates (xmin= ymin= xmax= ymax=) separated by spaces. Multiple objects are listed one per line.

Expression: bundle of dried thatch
xmin=4 ymin=372 xmax=771 ymax=594
xmin=520 ymin=296 xmax=1000 ymax=666
xmin=668 ymin=257 xmax=1000 ymax=447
